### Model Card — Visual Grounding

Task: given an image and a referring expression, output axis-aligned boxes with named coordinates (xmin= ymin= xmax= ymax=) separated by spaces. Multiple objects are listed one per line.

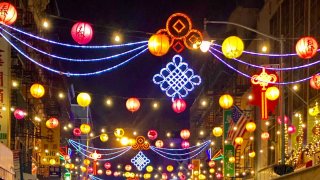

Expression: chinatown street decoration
xmin=126 ymin=97 xmax=140 ymax=113
xmin=30 ymin=83 xmax=45 ymax=98
xmin=132 ymin=136 xmax=150 ymax=150
xmin=89 ymin=150 xmax=102 ymax=161
xmin=131 ymin=151 xmax=150 ymax=171
xmin=80 ymin=123 xmax=91 ymax=134
xmin=245 ymin=122 xmax=256 ymax=133
xmin=104 ymin=162 xmax=111 ymax=169
xmin=13 ymin=109 xmax=26 ymax=120
xmin=153 ymin=55 xmax=201 ymax=101
xmin=212 ymin=127 xmax=223 ymax=137
xmin=295 ymin=36 xmax=318 ymax=59
xmin=309 ymin=103 xmax=319 ymax=116
xmin=73 ymin=128 xmax=81 ymax=136
xmin=310 ymin=74 xmax=320 ymax=90
xmin=172 ymin=98 xmax=187 ymax=113
xmin=180 ymin=129 xmax=191 ymax=140
xmin=265 ymin=86 xmax=280 ymax=101
xmin=148 ymin=34 xmax=170 ymax=56
xmin=219 ymin=94 xmax=234 ymax=109
xmin=221 ymin=36 xmax=244 ymax=59
xmin=100 ymin=133 xmax=109 ymax=142
xmin=155 ymin=140 xmax=164 ymax=148
xmin=114 ymin=128 xmax=125 ymax=138
xmin=46 ymin=117 xmax=59 ymax=129
xmin=147 ymin=130 xmax=158 ymax=140
xmin=71 ymin=22 xmax=94 ymax=45
xmin=77 ymin=92 xmax=92 ymax=107
xmin=251 ymin=68 xmax=277 ymax=120
xmin=0 ymin=2 xmax=17 ymax=25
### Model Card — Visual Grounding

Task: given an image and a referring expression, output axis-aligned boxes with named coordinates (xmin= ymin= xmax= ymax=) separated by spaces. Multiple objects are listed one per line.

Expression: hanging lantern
xmin=228 ymin=156 xmax=235 ymax=163
xmin=80 ymin=166 xmax=87 ymax=173
xmin=288 ymin=125 xmax=296 ymax=134
xmin=83 ymin=159 xmax=90 ymax=166
xmin=100 ymin=133 xmax=109 ymax=142
xmin=13 ymin=109 xmax=26 ymax=120
xmin=97 ymin=169 xmax=103 ymax=175
xmin=148 ymin=34 xmax=170 ymax=56
xmin=295 ymin=36 xmax=318 ymax=59
xmin=212 ymin=127 xmax=223 ymax=137
xmin=261 ymin=132 xmax=270 ymax=140
xmin=181 ymin=140 xmax=190 ymax=149
xmin=30 ymin=83 xmax=45 ymax=98
xmin=277 ymin=116 xmax=289 ymax=124
xmin=172 ymin=98 xmax=187 ymax=113
xmin=46 ymin=118 xmax=59 ymax=129
xmin=310 ymin=74 xmax=320 ymax=90
xmin=209 ymin=168 xmax=215 ymax=174
xmin=188 ymin=164 xmax=194 ymax=170
xmin=208 ymin=161 xmax=215 ymax=168
xmin=144 ymin=173 xmax=151 ymax=179
xmin=125 ymin=165 xmax=132 ymax=171
xmin=106 ymin=170 xmax=112 ymax=175
xmin=87 ymin=167 xmax=93 ymax=174
xmin=80 ymin=123 xmax=91 ymax=134
xmin=166 ymin=165 xmax=174 ymax=172
xmin=0 ymin=2 xmax=17 ymax=25
xmin=73 ymin=128 xmax=81 ymax=136
xmin=180 ymin=129 xmax=191 ymax=140
xmin=155 ymin=140 xmax=164 ymax=148
xmin=245 ymin=122 xmax=256 ymax=133
xmin=147 ymin=130 xmax=158 ymax=140
xmin=265 ymin=86 xmax=280 ymax=101
xmin=77 ymin=92 xmax=91 ymax=107
xmin=216 ymin=173 xmax=223 ymax=179
xmin=104 ymin=162 xmax=111 ymax=169
xmin=162 ymin=173 xmax=168 ymax=180
xmin=309 ymin=106 xmax=319 ymax=116
xmin=65 ymin=164 xmax=70 ymax=169
xmin=114 ymin=128 xmax=125 ymax=138
xmin=219 ymin=94 xmax=233 ymax=109
xmin=114 ymin=172 xmax=119 ymax=177
xmin=49 ymin=159 xmax=56 ymax=165
xmin=146 ymin=166 xmax=153 ymax=173
xmin=249 ymin=151 xmax=256 ymax=158
xmin=234 ymin=137 xmax=243 ymax=145
xmin=64 ymin=155 xmax=70 ymax=161
xmin=69 ymin=164 xmax=75 ymax=169
xmin=71 ymin=22 xmax=93 ymax=45
xmin=126 ymin=97 xmax=140 ymax=112
xmin=221 ymin=36 xmax=244 ymax=59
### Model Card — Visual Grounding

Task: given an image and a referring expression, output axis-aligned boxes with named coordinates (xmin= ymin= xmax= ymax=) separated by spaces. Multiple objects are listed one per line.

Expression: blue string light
xmin=151 ymin=141 xmax=209 ymax=151
xmin=0 ymin=23 xmax=147 ymax=48
xmin=69 ymin=139 xmax=129 ymax=151
xmin=150 ymin=141 xmax=209 ymax=156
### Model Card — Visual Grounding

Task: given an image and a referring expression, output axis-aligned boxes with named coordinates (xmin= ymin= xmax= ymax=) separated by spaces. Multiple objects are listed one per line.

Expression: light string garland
xmin=69 ymin=139 xmax=129 ymax=151
xmin=69 ymin=142 xmax=130 ymax=156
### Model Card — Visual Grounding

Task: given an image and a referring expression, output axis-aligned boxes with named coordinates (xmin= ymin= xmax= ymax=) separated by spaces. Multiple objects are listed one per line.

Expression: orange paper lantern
xmin=148 ymin=34 xmax=170 ymax=56
xmin=30 ymin=83 xmax=45 ymax=98
xmin=180 ymin=129 xmax=191 ymax=140
xmin=126 ymin=97 xmax=140 ymax=112
xmin=0 ymin=2 xmax=17 ymax=25
xmin=46 ymin=118 xmax=59 ymax=129
xmin=310 ymin=74 xmax=320 ymax=90
xmin=261 ymin=132 xmax=270 ymax=140
xmin=296 ymin=37 xmax=318 ymax=59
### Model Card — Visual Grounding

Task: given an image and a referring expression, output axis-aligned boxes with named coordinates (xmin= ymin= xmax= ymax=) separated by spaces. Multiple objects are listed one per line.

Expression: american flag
xmin=227 ymin=105 xmax=250 ymax=147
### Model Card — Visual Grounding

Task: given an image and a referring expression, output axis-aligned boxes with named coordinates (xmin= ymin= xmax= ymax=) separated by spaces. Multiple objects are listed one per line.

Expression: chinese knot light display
xmin=77 ymin=92 xmax=91 ymax=107
xmin=219 ymin=94 xmax=234 ymax=109
xmin=0 ymin=2 xmax=17 ymax=25
xmin=126 ymin=97 xmax=140 ymax=112
xmin=265 ymin=86 xmax=280 ymax=101
xmin=295 ymin=36 xmax=318 ymax=59
xmin=172 ymin=98 xmax=186 ymax=113
xmin=46 ymin=117 xmax=59 ymax=129
xmin=30 ymin=83 xmax=45 ymax=98
xmin=80 ymin=123 xmax=91 ymax=134
xmin=71 ymin=22 xmax=93 ymax=45
xmin=148 ymin=34 xmax=170 ymax=56
xmin=13 ymin=109 xmax=26 ymax=120
xmin=180 ymin=129 xmax=191 ymax=140
xmin=147 ymin=130 xmax=158 ymax=140
xmin=310 ymin=74 xmax=320 ymax=90
xmin=221 ymin=36 xmax=244 ymax=59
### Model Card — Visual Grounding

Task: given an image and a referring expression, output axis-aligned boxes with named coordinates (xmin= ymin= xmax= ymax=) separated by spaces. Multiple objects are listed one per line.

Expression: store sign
xmin=40 ymin=124 xmax=60 ymax=165
xmin=223 ymin=144 xmax=235 ymax=177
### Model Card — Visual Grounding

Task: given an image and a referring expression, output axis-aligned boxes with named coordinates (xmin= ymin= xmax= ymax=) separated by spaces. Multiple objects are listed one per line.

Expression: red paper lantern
xmin=104 ymin=162 xmax=111 ymax=169
xmin=73 ymin=128 xmax=81 ymax=136
xmin=310 ymin=74 xmax=320 ymax=90
xmin=71 ymin=22 xmax=93 ymax=45
xmin=155 ymin=140 xmax=164 ymax=148
xmin=181 ymin=140 xmax=190 ymax=149
xmin=13 ymin=109 xmax=26 ymax=120
xmin=288 ymin=125 xmax=296 ymax=134
xmin=180 ymin=129 xmax=190 ymax=140
xmin=208 ymin=161 xmax=215 ymax=168
xmin=172 ymin=99 xmax=186 ymax=113
xmin=87 ymin=167 xmax=93 ymax=174
xmin=126 ymin=97 xmax=140 ymax=112
xmin=261 ymin=132 xmax=270 ymax=140
xmin=147 ymin=130 xmax=158 ymax=140
xmin=46 ymin=117 xmax=59 ymax=129
xmin=0 ymin=2 xmax=17 ymax=25
xmin=296 ymin=37 xmax=318 ymax=59
xmin=187 ymin=164 xmax=194 ymax=170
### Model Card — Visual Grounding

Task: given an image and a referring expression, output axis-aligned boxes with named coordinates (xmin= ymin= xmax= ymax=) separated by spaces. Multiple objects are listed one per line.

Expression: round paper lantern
xmin=147 ymin=130 xmax=158 ymax=140
xmin=162 ymin=173 xmax=168 ymax=179
xmin=288 ymin=125 xmax=296 ymax=134
xmin=245 ymin=122 xmax=256 ymax=133
xmin=181 ymin=140 xmax=190 ymax=149
xmin=46 ymin=118 xmax=59 ymax=129
xmin=30 ymin=83 xmax=45 ymax=98
xmin=125 ymin=165 xmax=132 ymax=171
xmin=208 ymin=161 xmax=215 ymax=168
xmin=212 ymin=127 xmax=223 ymax=137
xmin=166 ymin=165 xmax=174 ymax=172
xmin=87 ymin=167 xmax=93 ymax=174
xmin=172 ymin=98 xmax=186 ymax=113
xmin=126 ymin=97 xmax=140 ymax=112
xmin=69 ymin=164 xmax=75 ymax=169
xmin=209 ymin=168 xmax=215 ymax=174
xmin=266 ymin=86 xmax=280 ymax=101
xmin=80 ymin=166 xmax=87 ymax=173
xmin=64 ymin=155 xmax=70 ymax=161
xmin=216 ymin=173 xmax=223 ymax=179
xmin=187 ymin=164 xmax=194 ymax=170
xmin=83 ymin=159 xmax=90 ymax=166
xmin=49 ymin=159 xmax=56 ymax=165
xmin=77 ymin=92 xmax=91 ymax=107
xmin=106 ymin=170 xmax=112 ymax=175
xmin=180 ymin=129 xmax=191 ymax=140
xmin=310 ymin=74 xmax=320 ymax=90
xmin=65 ymin=164 xmax=70 ymax=169
xmin=114 ymin=128 xmax=125 ymax=138
xmin=155 ymin=140 xmax=164 ymax=148
xmin=146 ymin=165 xmax=153 ymax=173
xmin=219 ymin=94 xmax=233 ymax=109
xmin=104 ymin=162 xmax=111 ymax=169
xmin=261 ymin=132 xmax=270 ymax=140
xmin=80 ymin=123 xmax=91 ymax=134
xmin=0 ymin=2 xmax=17 ymax=25
xmin=143 ymin=173 xmax=151 ymax=179
xmin=277 ymin=116 xmax=289 ymax=124
xmin=97 ymin=169 xmax=103 ymax=175
xmin=100 ymin=133 xmax=109 ymax=142
xmin=71 ymin=22 xmax=93 ymax=45
xmin=249 ymin=151 xmax=256 ymax=158
xmin=148 ymin=34 xmax=170 ymax=56
xmin=234 ymin=137 xmax=243 ymax=145
xmin=114 ymin=172 xmax=119 ymax=177
xmin=13 ymin=109 xmax=26 ymax=120
xmin=309 ymin=106 xmax=319 ymax=116
xmin=73 ymin=128 xmax=81 ymax=136
xmin=222 ymin=36 xmax=244 ymax=59
xmin=295 ymin=36 xmax=318 ymax=59
xmin=228 ymin=156 xmax=235 ymax=163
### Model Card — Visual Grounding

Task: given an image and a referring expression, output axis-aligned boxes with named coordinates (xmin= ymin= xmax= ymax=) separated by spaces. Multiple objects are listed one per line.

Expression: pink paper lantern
xmin=87 ymin=167 xmax=93 ymax=174
xmin=14 ymin=109 xmax=26 ymax=120
xmin=71 ymin=22 xmax=93 ymax=45
xmin=181 ymin=140 xmax=190 ymax=149
xmin=277 ymin=116 xmax=289 ymax=124
xmin=147 ymin=130 xmax=158 ymax=140
xmin=104 ymin=162 xmax=111 ymax=169
xmin=288 ymin=125 xmax=296 ymax=134
xmin=187 ymin=164 xmax=194 ymax=170
xmin=172 ymin=98 xmax=186 ymax=113
xmin=73 ymin=128 xmax=81 ymax=136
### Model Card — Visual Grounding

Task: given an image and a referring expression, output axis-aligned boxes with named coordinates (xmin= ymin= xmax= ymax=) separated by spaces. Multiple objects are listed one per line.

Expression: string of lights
xmin=151 ymin=141 xmax=209 ymax=151
xmin=150 ymin=141 xmax=210 ymax=156
xmin=69 ymin=139 xmax=130 ymax=151
xmin=0 ymin=23 xmax=147 ymax=48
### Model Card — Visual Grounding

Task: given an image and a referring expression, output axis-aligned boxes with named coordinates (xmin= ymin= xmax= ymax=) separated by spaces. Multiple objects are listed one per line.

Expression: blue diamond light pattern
xmin=153 ymin=55 xmax=201 ymax=101
xmin=131 ymin=151 xmax=150 ymax=171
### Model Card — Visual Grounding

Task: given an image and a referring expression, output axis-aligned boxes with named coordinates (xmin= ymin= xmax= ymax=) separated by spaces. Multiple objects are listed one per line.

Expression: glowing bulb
xmin=68 ymin=123 xmax=73 ymax=128
xmin=265 ymin=121 xmax=270 ymax=126
xmin=120 ymin=137 xmax=129 ymax=146
xmin=233 ymin=126 xmax=237 ymax=131
xmin=261 ymin=45 xmax=268 ymax=52
xmin=105 ymin=98 xmax=112 ymax=106
xmin=12 ymin=80 xmax=19 ymax=88
xmin=170 ymin=142 xmax=174 ymax=147
xmin=133 ymin=131 xmax=137 ymax=136
xmin=58 ymin=92 xmax=65 ymax=99
xmin=248 ymin=95 xmax=253 ymax=100
xmin=152 ymin=102 xmax=159 ymax=109
xmin=89 ymin=133 xmax=94 ymax=137
xmin=199 ymin=130 xmax=204 ymax=136
xmin=63 ymin=126 xmax=68 ymax=131
xmin=166 ymin=132 xmax=171 ymax=137
xmin=200 ymin=41 xmax=211 ymax=52
xmin=43 ymin=20 xmax=49 ymax=29
xmin=34 ymin=116 xmax=41 ymax=122
xmin=201 ymin=100 xmax=207 ymax=107
xmin=101 ymin=128 xmax=105 ymax=133
xmin=292 ymin=84 xmax=299 ymax=91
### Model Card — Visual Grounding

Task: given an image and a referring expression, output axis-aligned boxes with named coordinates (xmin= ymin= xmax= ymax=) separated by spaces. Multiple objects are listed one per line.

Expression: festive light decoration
xmin=114 ymin=128 xmax=125 ymax=138
xmin=181 ymin=140 xmax=190 ymax=149
xmin=146 ymin=166 xmax=153 ymax=173
xmin=221 ymin=36 xmax=244 ymax=59
xmin=265 ymin=86 xmax=280 ymax=101
xmin=288 ymin=125 xmax=296 ymax=134
xmin=120 ymin=137 xmax=129 ymax=146
xmin=147 ymin=130 xmax=158 ymax=140
xmin=65 ymin=164 xmax=70 ymax=169
xmin=295 ymin=37 xmax=318 ymax=59
xmin=228 ymin=156 xmax=235 ymax=163
xmin=212 ymin=127 xmax=223 ymax=137
xmin=188 ymin=164 xmax=194 ymax=170
xmin=148 ymin=34 xmax=170 ymax=56
xmin=106 ymin=170 xmax=112 ymax=175
xmin=208 ymin=161 xmax=215 ymax=168
xmin=88 ymin=167 xmax=94 ymax=174
xmin=153 ymin=55 xmax=201 ymax=101
xmin=73 ymin=128 xmax=81 ymax=136
xmin=83 ymin=159 xmax=91 ymax=165
xmin=234 ymin=137 xmax=244 ymax=145
xmin=97 ymin=169 xmax=103 ymax=175
xmin=277 ymin=116 xmax=289 ymax=124
xmin=310 ymin=74 xmax=320 ymax=90
xmin=209 ymin=168 xmax=215 ymax=174
xmin=245 ymin=122 xmax=256 ymax=132
xmin=172 ymin=98 xmax=187 ymax=113
xmin=49 ymin=159 xmax=56 ymax=165
xmin=180 ymin=129 xmax=191 ymax=140
xmin=71 ymin=22 xmax=93 ymax=45
xmin=126 ymin=97 xmax=140 ymax=112
xmin=131 ymin=151 xmax=150 ymax=171
xmin=100 ymin=133 xmax=109 ymax=142
xmin=132 ymin=136 xmax=150 ymax=150
xmin=30 ymin=83 xmax=45 ymax=98
xmin=104 ymin=162 xmax=111 ymax=169
xmin=261 ymin=132 xmax=270 ymax=140
xmin=0 ymin=2 xmax=17 ymax=25
xmin=80 ymin=123 xmax=91 ymax=134
xmin=155 ymin=140 xmax=164 ymax=148
xmin=309 ymin=103 xmax=319 ymax=116
xmin=77 ymin=92 xmax=91 ymax=107
xmin=80 ymin=166 xmax=87 ymax=173
xmin=125 ymin=164 xmax=132 ymax=171
xmin=45 ymin=118 xmax=59 ymax=129
xmin=219 ymin=94 xmax=233 ymax=109
xmin=312 ymin=124 xmax=320 ymax=135
xmin=89 ymin=151 xmax=102 ymax=161
xmin=143 ymin=173 xmax=151 ymax=179
xmin=166 ymin=165 xmax=174 ymax=172
xmin=13 ymin=109 xmax=26 ymax=120
xmin=249 ymin=151 xmax=256 ymax=158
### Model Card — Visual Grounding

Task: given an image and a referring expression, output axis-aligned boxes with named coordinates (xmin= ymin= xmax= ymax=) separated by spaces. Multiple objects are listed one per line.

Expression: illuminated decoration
xmin=166 ymin=165 xmax=174 ymax=172
xmin=146 ymin=165 xmax=153 ymax=173
xmin=69 ymin=164 xmax=75 ymax=169
xmin=49 ymin=159 xmax=56 ymax=165
xmin=153 ymin=55 xmax=201 ymax=101
xmin=132 ymin=136 xmax=150 ymax=150
xmin=30 ymin=83 xmax=45 ymax=98
xmin=180 ymin=129 xmax=191 ymax=140
xmin=288 ymin=125 xmax=296 ymax=134
xmin=188 ymin=164 xmax=194 ymax=170
xmin=295 ymin=36 xmax=318 ymax=59
xmin=77 ymin=92 xmax=91 ymax=107
xmin=73 ymin=128 xmax=81 ymax=136
xmin=249 ymin=151 xmax=256 ymax=158
xmin=309 ymin=103 xmax=319 ymax=116
xmin=131 ymin=151 xmax=150 ymax=171
xmin=148 ymin=34 xmax=170 ymax=56
xmin=100 ymin=133 xmax=109 ymax=142
xmin=209 ymin=168 xmax=215 ymax=174
xmin=104 ymin=162 xmax=111 ymax=169
xmin=251 ymin=68 xmax=277 ymax=120
xmin=216 ymin=173 xmax=223 ymax=179
xmin=208 ymin=161 xmax=215 ymax=168
xmin=88 ymin=167 xmax=93 ymax=174
xmin=172 ymin=98 xmax=187 ymax=113
xmin=212 ymin=127 xmax=223 ymax=137
xmin=181 ymin=140 xmax=190 ymax=149
xmin=143 ymin=173 xmax=151 ymax=179
xmin=0 ymin=2 xmax=17 ymax=25
xmin=184 ymin=29 xmax=203 ymax=49
xmin=245 ymin=122 xmax=256 ymax=133
xmin=89 ymin=151 xmax=102 ymax=161
xmin=64 ymin=155 xmax=70 ymax=161
xmin=147 ymin=130 xmax=158 ymax=140
xmin=120 ymin=137 xmax=129 ymax=146
xmin=65 ymin=163 xmax=70 ymax=169
xmin=80 ymin=124 xmax=91 ymax=134
xmin=71 ymin=22 xmax=93 ymax=45
xmin=265 ymin=86 xmax=280 ymax=101
xmin=221 ymin=36 xmax=244 ymax=59
xmin=277 ymin=115 xmax=289 ymax=124
xmin=312 ymin=124 xmax=320 ymax=135
xmin=13 ymin=109 xmax=26 ymax=120
xmin=83 ymin=159 xmax=91 ymax=166
xmin=234 ymin=137 xmax=243 ymax=145
xmin=261 ymin=132 xmax=270 ymax=140
xmin=106 ymin=170 xmax=112 ymax=175
xmin=162 ymin=173 xmax=168 ymax=179
xmin=97 ymin=169 xmax=103 ymax=175
xmin=45 ymin=118 xmax=59 ymax=129
xmin=310 ymin=74 xmax=320 ymax=90
xmin=219 ymin=94 xmax=234 ymax=109
xmin=155 ymin=140 xmax=164 ymax=148
xmin=80 ymin=166 xmax=87 ymax=173
xmin=126 ymin=97 xmax=140 ymax=112
xmin=114 ymin=128 xmax=125 ymax=138
xmin=125 ymin=164 xmax=132 ymax=171
xmin=200 ymin=41 xmax=211 ymax=52
xmin=228 ymin=156 xmax=235 ymax=163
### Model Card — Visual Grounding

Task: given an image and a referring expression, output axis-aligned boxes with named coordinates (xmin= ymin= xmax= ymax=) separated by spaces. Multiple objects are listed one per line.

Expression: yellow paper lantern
xmin=249 ymin=151 xmax=256 ymax=158
xmin=65 ymin=163 xmax=70 ymax=169
xmin=30 ymin=83 xmax=45 ymax=98
xmin=49 ymin=159 xmax=56 ymax=165
xmin=266 ymin=86 xmax=280 ymax=101
xmin=148 ymin=34 xmax=170 ymax=56
xmin=228 ymin=156 xmax=235 ymax=163
xmin=143 ymin=173 xmax=151 ymax=179
xmin=209 ymin=168 xmax=215 ymax=174
xmin=219 ymin=94 xmax=233 ymax=109
xmin=69 ymin=163 xmax=75 ymax=169
xmin=80 ymin=166 xmax=87 ymax=172
xmin=309 ymin=105 xmax=319 ymax=116
xmin=100 ymin=133 xmax=109 ymax=142
xmin=199 ymin=174 xmax=206 ymax=179
xmin=77 ymin=92 xmax=91 ymax=107
xmin=167 ymin=165 xmax=174 ymax=172
xmin=114 ymin=128 xmax=125 ymax=138
xmin=146 ymin=165 xmax=153 ymax=173
xmin=46 ymin=118 xmax=59 ymax=129
xmin=212 ymin=127 xmax=223 ymax=137
xmin=234 ymin=137 xmax=243 ymax=145
xmin=245 ymin=122 xmax=256 ymax=133
xmin=222 ymin=36 xmax=244 ymax=59
xmin=80 ymin=123 xmax=91 ymax=134
xmin=83 ymin=159 xmax=90 ymax=165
